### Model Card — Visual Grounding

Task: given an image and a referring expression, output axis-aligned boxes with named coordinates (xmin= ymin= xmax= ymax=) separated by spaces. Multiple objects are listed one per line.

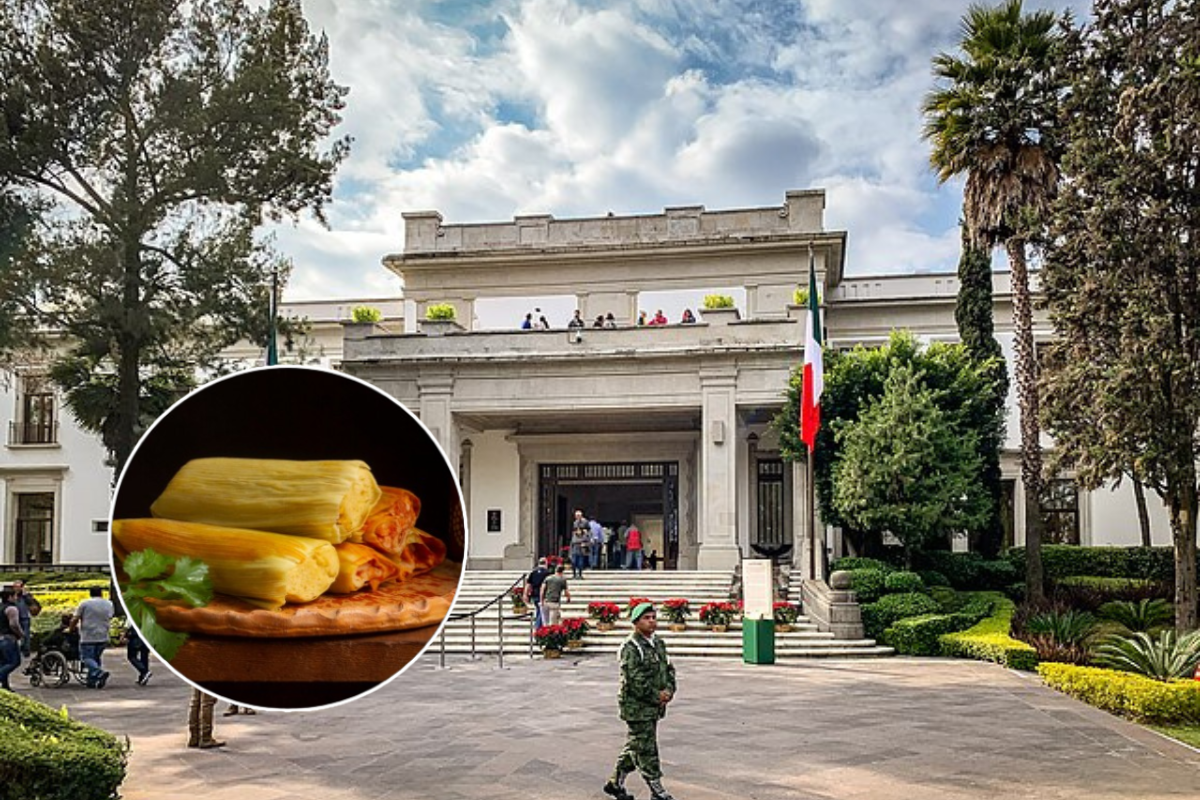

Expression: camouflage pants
xmin=612 ymin=718 xmax=661 ymax=782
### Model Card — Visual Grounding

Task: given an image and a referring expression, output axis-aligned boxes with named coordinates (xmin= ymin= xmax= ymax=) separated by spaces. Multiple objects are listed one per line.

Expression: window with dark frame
xmin=1040 ymin=478 xmax=1080 ymax=545
xmin=12 ymin=374 xmax=56 ymax=445
xmin=14 ymin=492 xmax=55 ymax=564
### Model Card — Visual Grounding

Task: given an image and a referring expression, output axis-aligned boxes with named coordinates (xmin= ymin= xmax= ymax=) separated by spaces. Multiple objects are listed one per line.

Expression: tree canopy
xmin=1040 ymin=0 xmax=1200 ymax=631
xmin=777 ymin=330 xmax=1005 ymax=559
xmin=833 ymin=364 xmax=990 ymax=567
xmin=0 ymin=0 xmax=350 ymax=472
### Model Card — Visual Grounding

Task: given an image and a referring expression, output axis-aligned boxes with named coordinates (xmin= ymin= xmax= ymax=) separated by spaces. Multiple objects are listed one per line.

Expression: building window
xmin=14 ymin=492 xmax=55 ymax=564
xmin=1040 ymin=479 xmax=1080 ymax=545
xmin=9 ymin=374 xmax=57 ymax=445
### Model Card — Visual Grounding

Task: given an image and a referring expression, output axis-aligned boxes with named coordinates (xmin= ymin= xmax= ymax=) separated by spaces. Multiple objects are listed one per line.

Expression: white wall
xmin=466 ymin=430 xmax=520 ymax=559
xmin=1087 ymin=479 xmax=1173 ymax=547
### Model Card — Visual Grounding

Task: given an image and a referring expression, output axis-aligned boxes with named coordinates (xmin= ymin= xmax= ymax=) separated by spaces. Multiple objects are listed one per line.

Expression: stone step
xmin=430 ymin=639 xmax=894 ymax=659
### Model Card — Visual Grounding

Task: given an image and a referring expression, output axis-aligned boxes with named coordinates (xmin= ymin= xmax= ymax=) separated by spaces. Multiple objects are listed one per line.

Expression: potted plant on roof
xmin=774 ymin=601 xmax=801 ymax=633
xmin=699 ymin=601 xmax=736 ymax=632
xmin=700 ymin=294 xmax=740 ymax=324
xmin=588 ymin=601 xmax=621 ymax=632
xmin=661 ymin=598 xmax=691 ymax=632
xmin=420 ymin=302 xmax=463 ymax=335
xmin=535 ymin=624 xmax=569 ymax=659
xmin=563 ymin=617 xmax=590 ymax=649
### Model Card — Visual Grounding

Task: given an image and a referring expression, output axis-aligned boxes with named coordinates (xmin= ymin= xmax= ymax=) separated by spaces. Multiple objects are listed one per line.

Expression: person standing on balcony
xmin=649 ymin=309 xmax=668 ymax=326
xmin=603 ymin=602 xmax=677 ymax=800
xmin=568 ymin=310 xmax=586 ymax=328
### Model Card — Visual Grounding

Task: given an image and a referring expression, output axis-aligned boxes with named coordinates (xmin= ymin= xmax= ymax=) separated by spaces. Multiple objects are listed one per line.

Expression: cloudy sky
xmin=275 ymin=0 xmax=1090 ymax=303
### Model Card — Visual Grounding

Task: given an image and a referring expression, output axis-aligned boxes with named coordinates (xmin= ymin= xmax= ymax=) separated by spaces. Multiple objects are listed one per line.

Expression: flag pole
xmin=267 ymin=265 xmax=279 ymax=367
xmin=806 ymin=244 xmax=817 ymax=582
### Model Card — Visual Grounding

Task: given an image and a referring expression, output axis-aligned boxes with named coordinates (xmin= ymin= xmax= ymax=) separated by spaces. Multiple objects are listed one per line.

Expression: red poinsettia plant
xmin=588 ymin=601 xmax=622 ymax=623
xmin=698 ymin=601 xmax=737 ymax=627
xmin=510 ymin=586 xmax=528 ymax=610
xmin=562 ymin=617 xmax=591 ymax=640
xmin=661 ymin=598 xmax=691 ymax=624
xmin=773 ymin=602 xmax=800 ymax=625
xmin=535 ymin=624 xmax=569 ymax=651
xmin=627 ymin=597 xmax=653 ymax=614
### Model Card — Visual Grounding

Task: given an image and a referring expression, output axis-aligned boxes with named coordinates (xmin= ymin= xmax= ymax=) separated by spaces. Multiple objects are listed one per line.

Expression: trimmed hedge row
xmin=883 ymin=593 xmax=998 ymax=656
xmin=1006 ymin=545 xmax=1190 ymax=582
xmin=861 ymin=592 xmax=940 ymax=640
xmin=1038 ymin=663 xmax=1200 ymax=724
xmin=0 ymin=691 xmax=127 ymax=800
xmin=938 ymin=595 xmax=1038 ymax=671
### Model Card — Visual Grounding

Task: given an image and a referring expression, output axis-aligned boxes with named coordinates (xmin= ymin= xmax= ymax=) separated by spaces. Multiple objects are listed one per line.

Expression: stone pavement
xmin=11 ymin=652 xmax=1200 ymax=799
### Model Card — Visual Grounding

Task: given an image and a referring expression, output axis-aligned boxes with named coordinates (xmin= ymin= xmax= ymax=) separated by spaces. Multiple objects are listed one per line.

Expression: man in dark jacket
xmin=604 ymin=602 xmax=677 ymax=800
xmin=523 ymin=558 xmax=550 ymax=628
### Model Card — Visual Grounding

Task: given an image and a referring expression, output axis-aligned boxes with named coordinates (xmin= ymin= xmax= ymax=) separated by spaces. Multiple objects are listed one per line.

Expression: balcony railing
xmin=8 ymin=420 xmax=58 ymax=445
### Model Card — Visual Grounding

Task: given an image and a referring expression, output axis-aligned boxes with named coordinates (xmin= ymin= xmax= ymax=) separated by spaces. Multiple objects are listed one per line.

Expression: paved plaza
xmin=13 ymin=651 xmax=1200 ymax=799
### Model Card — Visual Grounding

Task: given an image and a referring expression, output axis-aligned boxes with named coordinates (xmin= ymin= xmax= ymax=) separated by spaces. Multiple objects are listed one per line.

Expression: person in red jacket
xmin=624 ymin=523 xmax=644 ymax=570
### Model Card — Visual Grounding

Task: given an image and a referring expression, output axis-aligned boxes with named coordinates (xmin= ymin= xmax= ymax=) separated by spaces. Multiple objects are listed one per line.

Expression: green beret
xmin=630 ymin=602 xmax=655 ymax=622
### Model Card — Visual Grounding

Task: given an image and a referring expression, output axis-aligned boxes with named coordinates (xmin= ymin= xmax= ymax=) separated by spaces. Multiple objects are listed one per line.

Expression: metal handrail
xmin=438 ymin=573 xmax=535 ymax=668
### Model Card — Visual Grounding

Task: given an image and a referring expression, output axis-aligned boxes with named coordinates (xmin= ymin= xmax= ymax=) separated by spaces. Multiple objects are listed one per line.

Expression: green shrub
xmin=0 ymin=571 xmax=109 ymax=585
xmin=350 ymin=305 xmax=382 ymax=323
xmin=884 ymin=571 xmax=925 ymax=594
xmin=928 ymin=585 xmax=960 ymax=611
xmin=0 ymin=691 xmax=127 ymax=800
xmin=1098 ymin=599 xmax=1174 ymax=634
xmin=885 ymin=612 xmax=979 ymax=655
xmin=1006 ymin=545 xmax=1185 ymax=582
xmin=976 ymin=559 xmax=1020 ymax=590
xmin=832 ymin=557 xmax=894 ymax=574
xmin=425 ymin=303 xmax=456 ymax=320
xmin=939 ymin=596 xmax=1038 ymax=670
xmin=701 ymin=294 xmax=735 ymax=310
xmin=845 ymin=568 xmax=888 ymax=604
xmin=1093 ymin=630 xmax=1200 ymax=681
xmin=1038 ymin=662 xmax=1200 ymax=724
xmin=861 ymin=592 xmax=940 ymax=640
xmin=918 ymin=570 xmax=950 ymax=587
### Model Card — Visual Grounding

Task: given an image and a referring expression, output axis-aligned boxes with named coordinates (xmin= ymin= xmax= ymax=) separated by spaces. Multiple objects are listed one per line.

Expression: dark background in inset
xmin=114 ymin=366 xmax=460 ymax=552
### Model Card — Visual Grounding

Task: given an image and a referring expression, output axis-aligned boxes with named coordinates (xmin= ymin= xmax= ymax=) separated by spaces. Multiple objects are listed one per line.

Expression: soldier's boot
xmin=187 ymin=695 xmax=201 ymax=748
xmin=603 ymin=776 xmax=636 ymax=800
xmin=197 ymin=698 xmax=226 ymax=749
xmin=645 ymin=778 xmax=676 ymax=800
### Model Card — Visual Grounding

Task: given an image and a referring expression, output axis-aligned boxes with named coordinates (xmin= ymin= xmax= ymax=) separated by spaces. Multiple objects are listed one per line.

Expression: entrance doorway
xmin=538 ymin=462 xmax=680 ymax=569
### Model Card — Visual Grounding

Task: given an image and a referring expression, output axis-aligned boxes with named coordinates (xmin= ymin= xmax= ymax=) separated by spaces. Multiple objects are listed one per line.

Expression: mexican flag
xmin=800 ymin=265 xmax=823 ymax=452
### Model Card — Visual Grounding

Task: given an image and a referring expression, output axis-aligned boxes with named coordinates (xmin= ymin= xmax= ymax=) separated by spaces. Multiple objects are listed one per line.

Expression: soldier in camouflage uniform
xmin=603 ymin=602 xmax=677 ymax=800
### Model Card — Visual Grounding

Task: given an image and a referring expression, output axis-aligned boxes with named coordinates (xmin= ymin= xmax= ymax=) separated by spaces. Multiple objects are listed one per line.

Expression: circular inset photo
xmin=109 ymin=366 xmax=466 ymax=711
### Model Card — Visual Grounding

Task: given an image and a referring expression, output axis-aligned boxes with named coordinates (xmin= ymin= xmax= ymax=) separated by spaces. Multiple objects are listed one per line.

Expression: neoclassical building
xmin=339 ymin=190 xmax=1172 ymax=574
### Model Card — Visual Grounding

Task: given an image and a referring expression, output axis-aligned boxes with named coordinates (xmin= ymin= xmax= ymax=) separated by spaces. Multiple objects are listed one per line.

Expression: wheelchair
xmin=24 ymin=637 xmax=88 ymax=688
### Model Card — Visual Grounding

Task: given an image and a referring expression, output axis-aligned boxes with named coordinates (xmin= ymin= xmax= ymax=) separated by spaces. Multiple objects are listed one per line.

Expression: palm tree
xmin=923 ymin=0 xmax=1064 ymax=602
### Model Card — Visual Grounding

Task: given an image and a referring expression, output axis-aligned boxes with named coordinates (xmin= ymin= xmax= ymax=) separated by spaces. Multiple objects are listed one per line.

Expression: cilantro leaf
xmin=123 ymin=548 xmax=173 ymax=582
xmin=119 ymin=548 xmax=215 ymax=663
xmin=135 ymin=607 xmax=189 ymax=662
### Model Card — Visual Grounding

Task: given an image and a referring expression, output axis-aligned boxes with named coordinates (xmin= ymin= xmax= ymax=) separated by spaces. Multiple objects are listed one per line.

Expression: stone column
xmin=792 ymin=457 xmax=814 ymax=579
xmin=697 ymin=365 xmax=741 ymax=570
xmin=417 ymin=370 xmax=457 ymax=476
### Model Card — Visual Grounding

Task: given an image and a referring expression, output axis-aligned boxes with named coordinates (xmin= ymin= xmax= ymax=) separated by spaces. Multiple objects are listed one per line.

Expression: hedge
xmin=844 ymin=568 xmax=888 ymax=604
xmin=1005 ymin=545 xmax=1190 ymax=582
xmin=831 ymin=557 xmax=894 ymax=574
xmin=883 ymin=571 xmax=925 ymax=594
xmin=1038 ymin=662 xmax=1200 ymax=724
xmin=884 ymin=593 xmax=998 ymax=655
xmin=938 ymin=595 xmax=1038 ymax=671
xmin=0 ymin=692 xmax=127 ymax=800
xmin=861 ymin=592 xmax=940 ymax=640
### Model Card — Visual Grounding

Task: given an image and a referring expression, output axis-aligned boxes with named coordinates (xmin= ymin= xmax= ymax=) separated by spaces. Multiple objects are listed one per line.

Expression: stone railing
xmin=800 ymin=573 xmax=864 ymax=640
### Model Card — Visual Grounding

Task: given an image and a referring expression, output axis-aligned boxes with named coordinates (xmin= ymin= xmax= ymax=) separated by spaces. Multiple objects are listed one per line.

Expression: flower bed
xmin=938 ymin=595 xmax=1037 ymax=671
xmin=1038 ymin=662 xmax=1200 ymax=723
xmin=0 ymin=690 xmax=128 ymax=800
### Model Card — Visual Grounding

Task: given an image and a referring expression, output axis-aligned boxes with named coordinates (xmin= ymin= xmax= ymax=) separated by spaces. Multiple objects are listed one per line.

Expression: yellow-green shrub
xmin=1038 ymin=662 xmax=1200 ymax=723
xmin=938 ymin=595 xmax=1038 ymax=670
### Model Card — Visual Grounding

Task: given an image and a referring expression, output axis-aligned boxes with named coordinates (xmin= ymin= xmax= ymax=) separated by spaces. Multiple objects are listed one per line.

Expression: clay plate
xmin=148 ymin=561 xmax=460 ymax=638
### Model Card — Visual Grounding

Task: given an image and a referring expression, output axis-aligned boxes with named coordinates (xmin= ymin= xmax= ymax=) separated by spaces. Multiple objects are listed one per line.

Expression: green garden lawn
xmin=1149 ymin=723 xmax=1200 ymax=749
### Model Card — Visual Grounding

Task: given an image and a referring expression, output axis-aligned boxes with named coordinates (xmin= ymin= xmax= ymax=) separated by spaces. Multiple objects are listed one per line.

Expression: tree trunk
xmin=1168 ymin=472 xmax=1198 ymax=634
xmin=1007 ymin=237 xmax=1044 ymax=602
xmin=1132 ymin=476 xmax=1152 ymax=548
xmin=113 ymin=233 xmax=144 ymax=478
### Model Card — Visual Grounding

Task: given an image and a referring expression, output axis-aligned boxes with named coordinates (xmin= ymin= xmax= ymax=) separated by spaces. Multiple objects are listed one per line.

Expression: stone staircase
xmin=435 ymin=569 xmax=892 ymax=659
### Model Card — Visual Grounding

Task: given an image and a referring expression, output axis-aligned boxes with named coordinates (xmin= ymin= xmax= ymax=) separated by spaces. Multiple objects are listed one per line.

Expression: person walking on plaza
xmin=123 ymin=623 xmax=152 ymax=685
xmin=187 ymin=689 xmax=226 ymax=749
xmin=0 ymin=588 xmax=24 ymax=691
xmin=72 ymin=586 xmax=113 ymax=689
xmin=11 ymin=580 xmax=39 ymax=657
xmin=524 ymin=557 xmax=551 ymax=628
xmin=603 ymin=602 xmax=677 ymax=800
xmin=625 ymin=522 xmax=644 ymax=570
xmin=540 ymin=565 xmax=571 ymax=626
